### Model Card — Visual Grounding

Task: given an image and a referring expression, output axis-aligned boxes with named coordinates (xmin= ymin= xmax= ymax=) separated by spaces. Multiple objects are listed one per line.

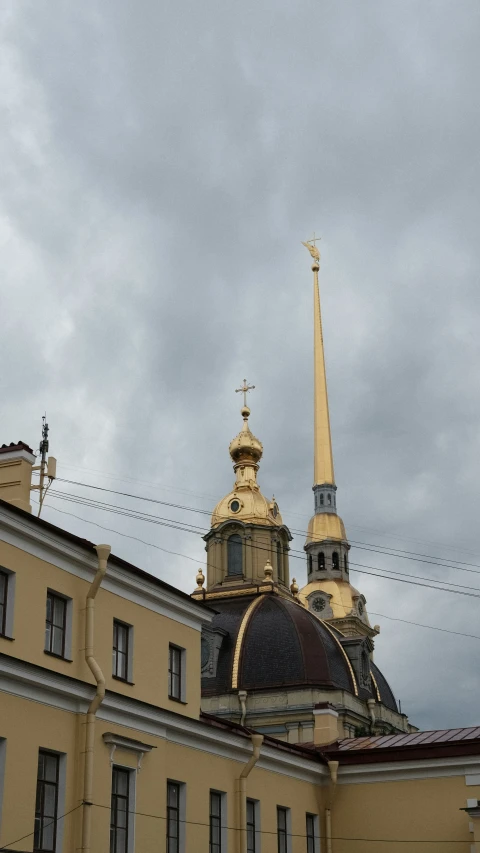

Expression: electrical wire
xmin=88 ymin=801 xmax=471 ymax=843
xmin=44 ymin=488 xmax=480 ymax=600
xmin=0 ymin=803 xmax=82 ymax=851
xmin=52 ymin=477 xmax=480 ymax=577
xmin=38 ymin=499 xmax=480 ymax=644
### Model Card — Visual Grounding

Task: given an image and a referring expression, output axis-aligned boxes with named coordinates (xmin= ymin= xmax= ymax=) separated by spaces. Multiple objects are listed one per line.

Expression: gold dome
xmin=211 ymin=488 xmax=283 ymax=528
xmin=228 ymin=406 xmax=263 ymax=465
xmin=299 ymin=578 xmax=371 ymax=625
xmin=211 ymin=404 xmax=283 ymax=528
xmin=306 ymin=512 xmax=347 ymax=543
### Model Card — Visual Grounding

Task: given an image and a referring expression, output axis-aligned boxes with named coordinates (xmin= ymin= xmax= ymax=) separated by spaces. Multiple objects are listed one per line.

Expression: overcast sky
xmin=2 ymin=0 xmax=480 ymax=731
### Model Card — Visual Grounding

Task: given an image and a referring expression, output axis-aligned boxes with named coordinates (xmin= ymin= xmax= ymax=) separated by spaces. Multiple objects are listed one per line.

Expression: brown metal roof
xmin=337 ymin=726 xmax=480 ymax=751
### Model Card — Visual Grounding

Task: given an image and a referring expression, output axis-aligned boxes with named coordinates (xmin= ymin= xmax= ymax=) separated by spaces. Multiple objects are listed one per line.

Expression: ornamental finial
xmin=302 ymin=232 xmax=321 ymax=264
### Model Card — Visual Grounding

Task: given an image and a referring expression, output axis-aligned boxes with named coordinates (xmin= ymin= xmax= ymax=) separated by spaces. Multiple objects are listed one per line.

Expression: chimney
xmin=313 ymin=703 xmax=340 ymax=746
xmin=0 ymin=442 xmax=35 ymax=513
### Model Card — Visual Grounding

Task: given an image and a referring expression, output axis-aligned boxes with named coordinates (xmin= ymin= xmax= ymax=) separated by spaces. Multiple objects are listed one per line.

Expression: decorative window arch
xmin=332 ymin=551 xmax=339 ymax=570
xmin=227 ymin=534 xmax=243 ymax=576
xmin=318 ymin=552 xmax=325 ymax=570
xmin=308 ymin=554 xmax=313 ymax=574
xmin=276 ymin=541 xmax=285 ymax=584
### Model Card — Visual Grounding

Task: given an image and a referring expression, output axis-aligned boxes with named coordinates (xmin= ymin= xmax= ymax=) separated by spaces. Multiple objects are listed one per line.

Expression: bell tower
xmin=299 ymin=239 xmax=377 ymax=641
xmin=193 ymin=383 xmax=293 ymax=601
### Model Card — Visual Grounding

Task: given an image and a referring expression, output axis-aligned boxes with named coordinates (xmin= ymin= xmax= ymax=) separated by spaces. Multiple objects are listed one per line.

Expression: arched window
xmin=327 ymin=493 xmax=332 ymax=505
xmin=318 ymin=552 xmax=325 ymax=570
xmin=308 ymin=554 xmax=313 ymax=574
xmin=344 ymin=554 xmax=348 ymax=573
xmin=277 ymin=541 xmax=284 ymax=584
xmin=332 ymin=551 xmax=339 ymax=570
xmin=320 ymin=494 xmax=324 ymax=506
xmin=227 ymin=534 xmax=243 ymax=576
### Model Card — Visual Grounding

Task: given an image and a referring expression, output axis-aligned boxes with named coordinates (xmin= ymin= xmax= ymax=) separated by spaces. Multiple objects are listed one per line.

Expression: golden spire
xmin=302 ymin=236 xmax=335 ymax=486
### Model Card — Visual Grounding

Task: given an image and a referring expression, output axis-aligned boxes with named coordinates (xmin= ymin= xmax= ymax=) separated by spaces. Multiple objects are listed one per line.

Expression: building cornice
xmin=0 ymin=654 xmax=326 ymax=785
xmin=0 ymin=503 xmax=212 ymax=632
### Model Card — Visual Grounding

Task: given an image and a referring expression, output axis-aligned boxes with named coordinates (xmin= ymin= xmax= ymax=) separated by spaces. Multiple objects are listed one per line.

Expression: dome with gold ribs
xmin=228 ymin=406 xmax=263 ymax=465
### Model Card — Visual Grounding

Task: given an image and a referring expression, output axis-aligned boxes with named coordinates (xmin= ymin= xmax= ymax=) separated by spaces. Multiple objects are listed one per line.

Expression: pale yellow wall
xmin=333 ymin=774 xmax=480 ymax=853
xmin=0 ymin=692 xmax=324 ymax=853
xmin=0 ymin=539 xmax=201 ymax=717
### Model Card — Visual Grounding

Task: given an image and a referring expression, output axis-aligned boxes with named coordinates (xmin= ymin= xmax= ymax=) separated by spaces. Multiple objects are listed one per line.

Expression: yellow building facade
xmin=0 ymin=442 xmax=479 ymax=853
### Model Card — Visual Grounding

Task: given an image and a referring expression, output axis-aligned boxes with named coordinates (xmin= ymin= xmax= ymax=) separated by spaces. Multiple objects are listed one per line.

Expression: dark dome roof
xmin=203 ymin=593 xmax=355 ymax=694
xmin=202 ymin=593 xmax=398 ymax=713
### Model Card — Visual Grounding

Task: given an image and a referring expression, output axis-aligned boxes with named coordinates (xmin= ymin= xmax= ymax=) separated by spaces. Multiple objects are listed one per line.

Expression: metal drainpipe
xmin=235 ymin=733 xmax=263 ymax=853
xmin=81 ymin=544 xmax=111 ymax=853
xmin=325 ymin=760 xmax=339 ymax=853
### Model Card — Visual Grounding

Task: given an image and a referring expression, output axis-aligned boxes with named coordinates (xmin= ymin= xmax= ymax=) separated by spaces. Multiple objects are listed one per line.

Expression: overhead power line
xmin=37 ymin=500 xmax=480 ymax=642
xmin=53 ymin=477 xmax=480 ymax=577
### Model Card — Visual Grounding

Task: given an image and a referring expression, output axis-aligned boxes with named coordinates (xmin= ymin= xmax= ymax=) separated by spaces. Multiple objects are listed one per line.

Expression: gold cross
xmin=235 ymin=379 xmax=255 ymax=406
xmin=307 ymin=231 xmax=321 ymax=247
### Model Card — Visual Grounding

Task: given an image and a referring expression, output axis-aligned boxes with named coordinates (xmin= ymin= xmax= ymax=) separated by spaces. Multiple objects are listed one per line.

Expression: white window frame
xmin=276 ymin=805 xmax=292 ymax=853
xmin=209 ymin=789 xmax=227 ymax=853
xmin=110 ymin=763 xmax=137 ymax=853
xmin=35 ymin=748 xmax=67 ymax=853
xmin=112 ymin=620 xmax=134 ymax=683
xmin=168 ymin=644 xmax=187 ymax=703
xmin=306 ymin=812 xmax=320 ymax=853
xmin=246 ymin=798 xmax=261 ymax=853
xmin=167 ymin=778 xmax=186 ymax=853
xmin=0 ymin=738 xmax=6 ymax=835
xmin=0 ymin=567 xmax=16 ymax=639
xmin=45 ymin=589 xmax=73 ymax=661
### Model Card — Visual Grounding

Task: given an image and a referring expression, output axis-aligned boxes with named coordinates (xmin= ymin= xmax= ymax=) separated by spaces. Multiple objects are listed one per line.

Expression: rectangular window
xmin=210 ymin=791 xmax=223 ymax=853
xmin=110 ymin=766 xmax=130 ymax=853
xmin=306 ymin=814 xmax=319 ymax=853
xmin=246 ymin=799 xmax=257 ymax=853
xmin=167 ymin=781 xmax=180 ymax=853
xmin=34 ymin=750 xmax=59 ymax=852
xmin=0 ymin=571 xmax=8 ymax=636
xmin=277 ymin=807 xmax=288 ymax=853
xmin=45 ymin=592 xmax=67 ymax=658
xmin=168 ymin=645 xmax=184 ymax=701
xmin=113 ymin=621 xmax=131 ymax=681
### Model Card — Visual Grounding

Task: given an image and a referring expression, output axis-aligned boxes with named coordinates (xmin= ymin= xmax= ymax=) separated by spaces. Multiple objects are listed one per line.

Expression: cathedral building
xmin=195 ymin=243 xmax=414 ymax=742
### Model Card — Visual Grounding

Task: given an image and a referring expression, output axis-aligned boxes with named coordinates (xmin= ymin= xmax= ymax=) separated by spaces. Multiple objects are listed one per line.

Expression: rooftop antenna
xmin=31 ymin=415 xmax=57 ymax=517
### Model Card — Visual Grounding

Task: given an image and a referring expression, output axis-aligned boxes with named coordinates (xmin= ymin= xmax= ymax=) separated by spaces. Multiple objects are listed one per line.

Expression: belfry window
xmin=318 ymin=552 xmax=325 ymax=571
xmin=308 ymin=554 xmax=313 ymax=574
xmin=227 ymin=534 xmax=243 ymax=576
xmin=332 ymin=552 xmax=339 ymax=570
xmin=277 ymin=541 xmax=285 ymax=584
xmin=327 ymin=493 xmax=332 ymax=505
xmin=344 ymin=554 xmax=348 ymax=573
xmin=320 ymin=494 xmax=324 ymax=506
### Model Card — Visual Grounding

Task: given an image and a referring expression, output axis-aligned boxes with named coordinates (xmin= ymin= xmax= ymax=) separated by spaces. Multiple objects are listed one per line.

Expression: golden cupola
xmin=211 ymin=400 xmax=283 ymax=528
xmin=203 ymin=384 xmax=292 ymax=595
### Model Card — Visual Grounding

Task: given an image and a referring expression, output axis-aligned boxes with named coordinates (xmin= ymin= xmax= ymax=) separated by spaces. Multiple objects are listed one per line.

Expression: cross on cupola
xmin=235 ymin=379 xmax=255 ymax=408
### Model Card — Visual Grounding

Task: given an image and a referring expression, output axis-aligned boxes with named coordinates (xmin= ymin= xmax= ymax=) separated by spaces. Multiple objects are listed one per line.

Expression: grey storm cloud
xmin=1 ymin=0 xmax=480 ymax=730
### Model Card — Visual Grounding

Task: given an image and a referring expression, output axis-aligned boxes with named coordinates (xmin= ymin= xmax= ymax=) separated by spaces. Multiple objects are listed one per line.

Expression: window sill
xmin=168 ymin=695 xmax=187 ymax=705
xmin=0 ymin=633 xmax=14 ymax=642
xmin=44 ymin=650 xmax=72 ymax=662
xmin=112 ymin=675 xmax=135 ymax=686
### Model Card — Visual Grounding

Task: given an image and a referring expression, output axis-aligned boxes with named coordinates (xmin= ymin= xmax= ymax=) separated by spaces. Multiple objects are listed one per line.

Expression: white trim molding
xmin=0 ymin=504 xmax=212 ymax=632
xmin=103 ymin=732 xmax=156 ymax=771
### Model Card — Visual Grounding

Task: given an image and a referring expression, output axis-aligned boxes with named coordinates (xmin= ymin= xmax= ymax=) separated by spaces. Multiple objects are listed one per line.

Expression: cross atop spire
xmin=235 ymin=379 xmax=255 ymax=407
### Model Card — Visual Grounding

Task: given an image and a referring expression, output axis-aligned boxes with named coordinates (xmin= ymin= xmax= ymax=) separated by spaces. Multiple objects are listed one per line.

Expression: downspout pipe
xmin=81 ymin=544 xmax=111 ymax=853
xmin=236 ymin=733 xmax=263 ymax=853
xmin=325 ymin=760 xmax=339 ymax=853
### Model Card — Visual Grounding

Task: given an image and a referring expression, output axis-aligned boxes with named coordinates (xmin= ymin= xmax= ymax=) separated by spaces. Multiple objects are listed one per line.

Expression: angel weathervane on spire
xmin=302 ymin=232 xmax=321 ymax=263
